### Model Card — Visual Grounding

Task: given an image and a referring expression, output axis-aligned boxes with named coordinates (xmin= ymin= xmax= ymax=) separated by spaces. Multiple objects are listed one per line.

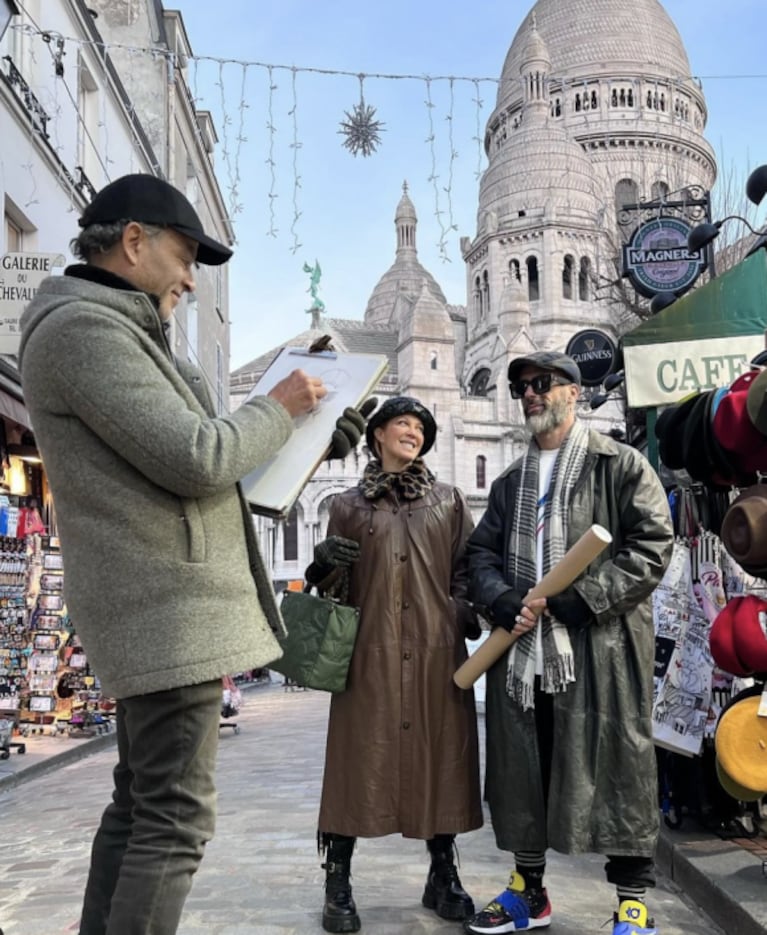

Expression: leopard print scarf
xmin=360 ymin=457 xmax=435 ymax=501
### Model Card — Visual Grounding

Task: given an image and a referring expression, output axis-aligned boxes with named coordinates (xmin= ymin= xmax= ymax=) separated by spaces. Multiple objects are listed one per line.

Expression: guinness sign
xmin=622 ymin=216 xmax=706 ymax=299
xmin=566 ymin=329 xmax=617 ymax=386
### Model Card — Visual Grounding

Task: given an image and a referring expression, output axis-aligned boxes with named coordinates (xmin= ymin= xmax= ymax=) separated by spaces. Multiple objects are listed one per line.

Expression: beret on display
xmin=715 ymin=693 xmax=767 ymax=794
xmin=715 ymin=756 xmax=764 ymax=802
xmin=709 ymin=600 xmax=753 ymax=677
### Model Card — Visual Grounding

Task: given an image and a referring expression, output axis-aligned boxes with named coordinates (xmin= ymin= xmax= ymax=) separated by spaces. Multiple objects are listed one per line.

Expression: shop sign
xmin=565 ymin=329 xmax=616 ymax=386
xmin=0 ymin=252 xmax=65 ymax=354
xmin=623 ymin=335 xmax=765 ymax=408
xmin=622 ymin=217 xmax=706 ymax=299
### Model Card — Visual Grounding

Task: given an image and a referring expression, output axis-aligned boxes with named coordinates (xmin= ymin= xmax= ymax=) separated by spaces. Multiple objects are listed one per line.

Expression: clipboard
xmin=240 ymin=346 xmax=387 ymax=518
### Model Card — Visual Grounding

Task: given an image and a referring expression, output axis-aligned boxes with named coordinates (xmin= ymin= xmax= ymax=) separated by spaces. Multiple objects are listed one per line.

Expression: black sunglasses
xmin=509 ymin=373 xmax=572 ymax=399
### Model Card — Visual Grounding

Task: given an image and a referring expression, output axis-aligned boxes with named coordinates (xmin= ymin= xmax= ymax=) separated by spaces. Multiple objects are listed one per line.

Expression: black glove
xmin=490 ymin=589 xmax=525 ymax=632
xmin=456 ymin=600 xmax=482 ymax=640
xmin=314 ymin=536 xmax=360 ymax=568
xmin=547 ymin=588 xmax=592 ymax=628
xmin=326 ymin=397 xmax=378 ymax=460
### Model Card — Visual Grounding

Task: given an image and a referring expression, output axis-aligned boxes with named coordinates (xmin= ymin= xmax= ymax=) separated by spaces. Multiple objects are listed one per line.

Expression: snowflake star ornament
xmin=339 ymin=75 xmax=385 ymax=157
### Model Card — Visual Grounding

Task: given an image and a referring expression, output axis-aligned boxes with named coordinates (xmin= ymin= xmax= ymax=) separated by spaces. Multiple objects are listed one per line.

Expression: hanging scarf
xmin=360 ymin=457 xmax=435 ymax=501
xmin=506 ymin=420 xmax=590 ymax=710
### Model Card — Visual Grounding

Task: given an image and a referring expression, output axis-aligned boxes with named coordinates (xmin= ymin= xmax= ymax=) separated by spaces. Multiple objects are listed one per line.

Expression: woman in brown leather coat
xmin=306 ymin=396 xmax=483 ymax=933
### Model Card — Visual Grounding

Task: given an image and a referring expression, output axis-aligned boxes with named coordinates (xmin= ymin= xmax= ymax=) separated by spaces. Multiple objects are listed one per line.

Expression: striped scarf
xmin=506 ymin=420 xmax=589 ymax=710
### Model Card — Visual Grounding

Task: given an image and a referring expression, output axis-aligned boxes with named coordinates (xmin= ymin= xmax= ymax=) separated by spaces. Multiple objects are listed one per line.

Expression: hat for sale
xmin=709 ymin=599 xmax=753 ymax=677
xmin=365 ymin=396 xmax=437 ymax=457
xmin=720 ymin=485 xmax=767 ymax=573
xmin=715 ymin=693 xmax=767 ymax=793
xmin=712 ymin=372 xmax=767 ymax=474
xmin=655 ymin=393 xmax=700 ymax=471
xmin=747 ymin=367 xmax=767 ymax=435
xmin=731 ymin=593 xmax=767 ymax=674
xmin=507 ymin=351 xmax=582 ymax=387
xmin=715 ymin=756 xmax=764 ymax=802
xmin=79 ymin=174 xmax=233 ymax=266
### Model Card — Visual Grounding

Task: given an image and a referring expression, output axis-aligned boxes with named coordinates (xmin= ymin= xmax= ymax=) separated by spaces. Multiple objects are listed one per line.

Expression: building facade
xmin=230 ymin=0 xmax=718 ymax=587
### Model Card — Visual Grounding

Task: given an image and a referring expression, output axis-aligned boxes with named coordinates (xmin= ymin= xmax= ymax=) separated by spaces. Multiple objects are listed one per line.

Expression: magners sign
xmin=621 ymin=217 xmax=706 ymax=299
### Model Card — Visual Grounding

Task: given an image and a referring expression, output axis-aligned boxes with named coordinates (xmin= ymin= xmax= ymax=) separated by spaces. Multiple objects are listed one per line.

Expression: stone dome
xmin=364 ymin=184 xmax=447 ymax=327
xmin=478 ymin=123 xmax=599 ymax=226
xmin=497 ymin=0 xmax=692 ymax=112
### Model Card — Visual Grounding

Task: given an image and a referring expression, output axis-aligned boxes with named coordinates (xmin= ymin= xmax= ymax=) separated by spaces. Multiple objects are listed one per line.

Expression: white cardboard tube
xmin=453 ymin=524 xmax=612 ymax=690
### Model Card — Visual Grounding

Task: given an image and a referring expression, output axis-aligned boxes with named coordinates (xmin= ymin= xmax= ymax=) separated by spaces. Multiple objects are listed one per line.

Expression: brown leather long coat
xmin=317 ymin=481 xmax=483 ymax=840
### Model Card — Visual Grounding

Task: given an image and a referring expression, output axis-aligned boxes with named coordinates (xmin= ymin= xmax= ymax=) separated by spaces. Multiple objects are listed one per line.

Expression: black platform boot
xmin=422 ymin=834 xmax=475 ymax=921
xmin=321 ymin=833 xmax=361 ymax=933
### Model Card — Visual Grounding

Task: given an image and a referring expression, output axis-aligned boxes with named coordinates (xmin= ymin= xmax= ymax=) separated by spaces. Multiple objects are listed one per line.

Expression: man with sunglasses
xmin=465 ymin=351 xmax=673 ymax=935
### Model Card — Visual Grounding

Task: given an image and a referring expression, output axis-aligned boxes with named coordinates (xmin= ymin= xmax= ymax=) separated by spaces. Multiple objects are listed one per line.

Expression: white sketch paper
xmin=240 ymin=347 xmax=387 ymax=518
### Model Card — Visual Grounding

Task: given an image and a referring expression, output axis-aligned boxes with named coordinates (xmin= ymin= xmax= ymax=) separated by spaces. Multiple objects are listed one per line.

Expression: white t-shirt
xmin=535 ymin=448 xmax=559 ymax=674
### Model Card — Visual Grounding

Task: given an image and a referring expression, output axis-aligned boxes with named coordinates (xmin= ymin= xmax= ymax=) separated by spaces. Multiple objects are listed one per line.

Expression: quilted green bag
xmin=271 ymin=574 xmax=360 ymax=693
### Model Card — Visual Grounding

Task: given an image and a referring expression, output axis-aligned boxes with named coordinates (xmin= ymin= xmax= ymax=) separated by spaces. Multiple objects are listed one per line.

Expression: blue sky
xmin=174 ymin=0 xmax=767 ymax=369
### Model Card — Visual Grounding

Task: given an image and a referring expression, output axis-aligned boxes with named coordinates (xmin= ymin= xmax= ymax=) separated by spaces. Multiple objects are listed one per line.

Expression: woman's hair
xmin=70 ymin=220 xmax=164 ymax=262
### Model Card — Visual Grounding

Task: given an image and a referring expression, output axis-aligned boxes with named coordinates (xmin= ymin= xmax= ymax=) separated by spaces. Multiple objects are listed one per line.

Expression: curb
xmin=0 ymin=730 xmax=117 ymax=793
xmin=658 ymin=823 xmax=767 ymax=935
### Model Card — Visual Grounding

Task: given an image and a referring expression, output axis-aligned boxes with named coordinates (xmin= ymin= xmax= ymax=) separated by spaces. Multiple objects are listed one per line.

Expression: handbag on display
xmin=271 ymin=569 xmax=359 ymax=693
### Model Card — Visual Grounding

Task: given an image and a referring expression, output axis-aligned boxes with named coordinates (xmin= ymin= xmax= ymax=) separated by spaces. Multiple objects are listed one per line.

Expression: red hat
xmin=732 ymin=593 xmax=767 ymax=673
xmin=712 ymin=372 xmax=767 ymax=473
xmin=710 ymin=598 xmax=753 ymax=676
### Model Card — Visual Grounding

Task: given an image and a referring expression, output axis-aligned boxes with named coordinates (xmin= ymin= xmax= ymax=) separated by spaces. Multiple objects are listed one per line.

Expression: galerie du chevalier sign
xmin=0 ymin=252 xmax=65 ymax=354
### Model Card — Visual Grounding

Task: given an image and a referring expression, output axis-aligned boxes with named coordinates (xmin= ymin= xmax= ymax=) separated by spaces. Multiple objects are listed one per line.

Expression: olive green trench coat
xmin=467 ymin=429 xmax=673 ymax=857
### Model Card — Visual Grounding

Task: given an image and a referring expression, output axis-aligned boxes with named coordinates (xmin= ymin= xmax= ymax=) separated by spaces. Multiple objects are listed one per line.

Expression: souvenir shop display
xmin=652 ymin=363 xmax=767 ymax=834
xmin=0 ymin=533 xmax=30 ymax=756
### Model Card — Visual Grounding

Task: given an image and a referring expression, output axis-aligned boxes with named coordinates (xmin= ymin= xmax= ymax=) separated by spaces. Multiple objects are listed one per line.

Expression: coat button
xmin=403 ymin=602 xmax=410 ymax=609
xmin=392 ymin=508 xmax=398 ymax=514
xmin=400 ymin=555 xmax=407 ymax=562
xmin=403 ymin=651 xmax=411 ymax=660
xmin=402 ymin=721 xmax=410 ymax=729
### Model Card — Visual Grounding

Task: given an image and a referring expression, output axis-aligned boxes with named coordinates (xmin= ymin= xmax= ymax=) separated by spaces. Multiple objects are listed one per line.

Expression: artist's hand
xmin=326 ymin=397 xmax=378 ymax=460
xmin=268 ymin=368 xmax=327 ymax=418
xmin=314 ymin=536 xmax=361 ymax=568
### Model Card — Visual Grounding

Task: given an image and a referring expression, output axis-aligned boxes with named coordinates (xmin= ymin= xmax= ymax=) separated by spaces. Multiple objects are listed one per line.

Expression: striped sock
xmin=617 ymin=885 xmax=646 ymax=906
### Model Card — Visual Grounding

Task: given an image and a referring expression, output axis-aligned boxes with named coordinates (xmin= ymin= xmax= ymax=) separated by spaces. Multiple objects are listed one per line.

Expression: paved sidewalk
xmin=0 ymin=683 xmax=760 ymax=933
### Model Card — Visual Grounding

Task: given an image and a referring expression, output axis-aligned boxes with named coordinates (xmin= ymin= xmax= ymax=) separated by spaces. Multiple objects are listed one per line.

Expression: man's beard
xmin=525 ymin=395 xmax=571 ymax=435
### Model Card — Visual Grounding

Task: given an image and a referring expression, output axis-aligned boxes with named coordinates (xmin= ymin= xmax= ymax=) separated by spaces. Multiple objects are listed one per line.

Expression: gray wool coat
xmin=18 ymin=272 xmax=292 ymax=699
xmin=467 ymin=429 xmax=674 ymax=857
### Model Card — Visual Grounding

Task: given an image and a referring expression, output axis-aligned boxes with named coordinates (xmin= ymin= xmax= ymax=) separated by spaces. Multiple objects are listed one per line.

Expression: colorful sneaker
xmin=463 ymin=871 xmax=552 ymax=932
xmin=612 ymin=899 xmax=658 ymax=935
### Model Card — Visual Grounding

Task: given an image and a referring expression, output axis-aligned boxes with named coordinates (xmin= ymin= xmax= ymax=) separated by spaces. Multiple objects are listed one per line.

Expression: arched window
xmin=615 ymin=178 xmax=638 ymax=236
xmin=476 ymin=455 xmax=487 ymax=490
xmin=469 ymin=368 xmax=491 ymax=397
xmin=590 ymin=90 xmax=598 ymax=110
xmin=611 ymin=89 xmax=618 ymax=107
xmin=562 ymin=254 xmax=574 ymax=300
xmin=527 ymin=257 xmax=539 ymax=301
xmin=474 ymin=275 xmax=482 ymax=318
xmin=651 ymin=180 xmax=670 ymax=203
xmin=482 ymin=270 xmax=490 ymax=316
xmin=430 ymin=350 xmax=438 ymax=371
xmin=579 ymin=257 xmax=591 ymax=301
xmin=574 ymin=93 xmax=581 ymax=112
xmin=282 ymin=505 xmax=298 ymax=562
xmin=627 ymin=88 xmax=634 ymax=107
xmin=509 ymin=258 xmax=521 ymax=282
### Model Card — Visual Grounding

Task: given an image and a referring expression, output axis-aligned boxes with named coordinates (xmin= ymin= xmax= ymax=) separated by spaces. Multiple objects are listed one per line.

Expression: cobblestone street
xmin=0 ymin=684 xmax=724 ymax=934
